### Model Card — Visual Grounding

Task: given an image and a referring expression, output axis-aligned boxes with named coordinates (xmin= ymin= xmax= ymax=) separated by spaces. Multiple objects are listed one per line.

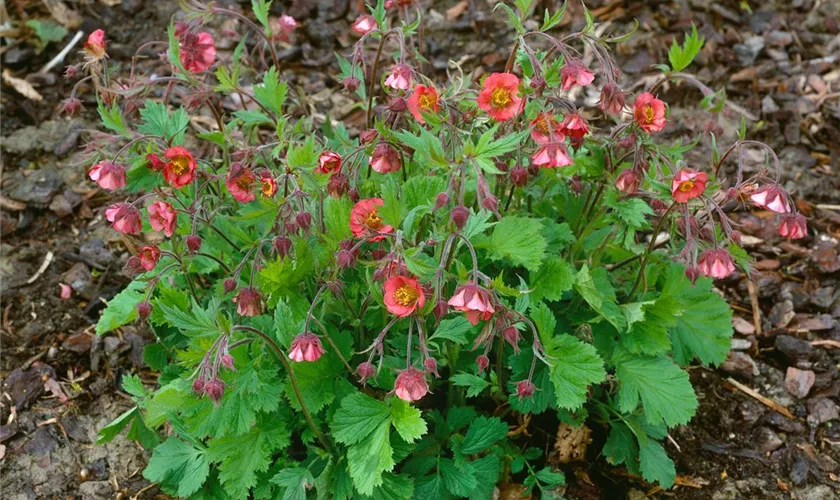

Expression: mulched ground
xmin=1 ymin=0 xmax=838 ymax=498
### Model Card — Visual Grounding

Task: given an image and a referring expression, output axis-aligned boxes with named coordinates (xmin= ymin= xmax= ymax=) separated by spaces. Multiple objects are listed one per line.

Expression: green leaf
xmin=121 ymin=374 xmax=146 ymax=398
xmin=429 ymin=317 xmax=473 ymax=345
xmin=272 ymin=467 xmax=314 ymax=500
xmin=144 ymin=343 xmax=169 ymax=372
xmin=467 ymin=454 xmax=501 ymax=500
xmin=461 ymin=416 xmax=508 ymax=454
xmin=347 ymin=419 xmax=394 ymax=495
xmin=451 ymin=373 xmax=491 ymax=398
xmin=614 ymin=352 xmax=697 ymax=427
xmin=25 ymin=19 xmax=67 ymax=52
xmin=529 ymin=257 xmax=574 ymax=302
xmin=143 ymin=438 xmax=210 ymax=497
xmin=95 ymin=281 xmax=145 ymax=335
xmin=137 ymin=100 xmax=190 ymax=144
xmin=286 ymin=136 xmax=317 ymax=169
xmin=364 ymin=472 xmax=414 ymax=500
xmin=544 ymin=333 xmax=606 ymax=410
xmin=207 ymin=423 xmax=290 ymax=498
xmin=167 ymin=21 xmax=188 ymax=75
xmin=389 ymin=398 xmax=427 ymax=444
xmin=254 ymin=66 xmax=288 ymax=117
xmin=154 ymin=298 xmax=222 ymax=337
xmin=252 ymin=0 xmax=273 ymax=36
xmin=603 ymin=422 xmax=638 ymax=466
xmin=639 ymin=439 xmax=676 ymax=488
xmin=414 ymin=473 xmax=450 ymax=499
xmin=486 ymin=216 xmax=546 ymax=271
xmin=97 ymin=101 xmax=130 ymax=137
xmin=668 ymin=24 xmax=704 ymax=72
xmin=441 ymin=458 xmax=477 ymax=497
xmin=574 ymin=265 xmax=626 ymax=331
xmin=540 ymin=2 xmax=567 ymax=31
xmin=621 ymin=297 xmax=678 ymax=356
xmin=97 ymin=407 xmax=138 ymax=444
xmin=493 ymin=3 xmax=524 ymax=33
xmin=534 ymin=467 xmax=565 ymax=486
xmin=331 ymin=392 xmax=391 ymax=445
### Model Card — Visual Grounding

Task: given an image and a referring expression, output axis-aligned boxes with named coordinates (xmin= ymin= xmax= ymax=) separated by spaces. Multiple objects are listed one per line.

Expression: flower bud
xmin=615 ymin=170 xmax=640 ymax=195
xmin=433 ymin=192 xmax=450 ymax=211
xmin=221 ymin=354 xmax=236 ymax=371
xmin=63 ymin=65 xmax=79 ymax=79
xmin=192 ymin=377 xmax=206 ymax=395
xmin=685 ymin=266 xmax=700 ymax=283
xmin=510 ymin=166 xmax=528 ymax=187
xmin=360 ymin=129 xmax=378 ymax=145
xmin=357 ymin=361 xmax=376 ymax=383
xmin=348 ymin=188 xmax=360 ymax=202
xmin=502 ymin=326 xmax=520 ymax=352
xmin=451 ymin=205 xmax=469 ymax=230
xmin=516 ymin=380 xmax=536 ymax=400
xmin=433 ymin=300 xmax=449 ymax=322
xmin=650 ymin=199 xmax=666 ymax=213
xmin=527 ymin=164 xmax=540 ymax=177
xmin=137 ymin=302 xmax=152 ymax=320
xmin=123 ymin=256 xmax=144 ymax=277
xmin=388 ymin=97 xmax=407 ymax=113
xmin=568 ymin=175 xmax=583 ymax=195
xmin=60 ymin=97 xmax=83 ymax=116
xmin=476 ymin=355 xmax=490 ymax=373
xmin=285 ymin=221 xmax=299 ymax=235
xmin=327 ymin=173 xmax=350 ymax=198
xmin=186 ymin=235 xmax=202 ymax=253
xmin=296 ymin=212 xmax=312 ymax=230
xmin=205 ymin=379 xmax=225 ymax=403
xmin=224 ymin=278 xmax=237 ymax=294
xmin=530 ymin=75 xmax=546 ymax=94
xmin=482 ymin=195 xmax=498 ymax=213
xmin=599 ymin=82 xmax=625 ymax=115
xmin=424 ymin=357 xmax=440 ymax=378
xmin=730 ymin=231 xmax=742 ymax=244
xmin=344 ymin=75 xmax=360 ymax=92
xmin=337 ymin=249 xmax=356 ymax=269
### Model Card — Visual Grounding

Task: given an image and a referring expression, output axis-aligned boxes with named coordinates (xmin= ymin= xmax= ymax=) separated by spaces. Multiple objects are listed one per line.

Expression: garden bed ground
xmin=1 ymin=0 xmax=839 ymax=498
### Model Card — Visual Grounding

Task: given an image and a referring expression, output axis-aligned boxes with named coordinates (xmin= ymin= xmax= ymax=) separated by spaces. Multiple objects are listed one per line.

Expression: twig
xmin=725 ymin=377 xmax=794 ymax=419
xmin=27 ymin=251 xmax=54 ymax=284
xmin=40 ymin=30 xmax=83 ymax=74
xmin=667 ymin=434 xmax=682 ymax=452
xmin=811 ymin=339 xmax=840 ymax=349
xmin=746 ymin=279 xmax=762 ymax=335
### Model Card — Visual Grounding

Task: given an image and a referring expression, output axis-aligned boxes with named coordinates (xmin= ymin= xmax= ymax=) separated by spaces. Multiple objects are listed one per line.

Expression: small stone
xmin=734 ymin=36 xmax=765 ymax=66
xmin=79 ymin=238 xmax=114 ymax=268
xmin=765 ymin=411 xmax=806 ymax=433
xmin=722 ymin=351 xmax=759 ymax=380
xmin=769 ymin=300 xmax=796 ymax=328
xmin=799 ymin=485 xmax=836 ymax=500
xmin=810 ymin=287 xmax=837 ymax=309
xmin=775 ymin=335 xmax=813 ymax=360
xmin=733 ymin=316 xmax=756 ymax=334
xmin=752 ymin=426 xmax=783 ymax=453
xmin=754 ymin=259 xmax=781 ymax=271
xmin=807 ymin=398 xmax=839 ymax=425
xmin=738 ymin=400 xmax=765 ymax=424
xmin=785 ymin=367 xmax=815 ymax=398
xmin=731 ymin=338 xmax=753 ymax=350
xmin=792 ymin=314 xmax=835 ymax=331
xmin=766 ymin=30 xmax=793 ymax=46
xmin=790 ymin=454 xmax=810 ymax=485
xmin=62 ymin=332 xmax=93 ymax=353
xmin=762 ymin=95 xmax=780 ymax=114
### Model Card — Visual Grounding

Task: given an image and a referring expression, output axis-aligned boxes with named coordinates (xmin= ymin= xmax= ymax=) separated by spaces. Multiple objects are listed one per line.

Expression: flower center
xmin=364 ymin=210 xmax=382 ymax=229
xmin=643 ymin=105 xmax=655 ymax=122
xmin=261 ymin=179 xmax=275 ymax=196
xmin=418 ymin=93 xmax=437 ymax=111
xmin=236 ymin=175 xmax=254 ymax=190
xmin=678 ymin=180 xmax=695 ymax=192
xmin=170 ymin=156 xmax=190 ymax=175
xmin=535 ymin=115 xmax=551 ymax=134
xmin=490 ymin=87 xmax=512 ymax=108
xmin=394 ymin=285 xmax=419 ymax=306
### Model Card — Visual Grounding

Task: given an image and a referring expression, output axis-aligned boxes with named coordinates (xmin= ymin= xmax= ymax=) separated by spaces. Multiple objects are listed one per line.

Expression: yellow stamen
xmin=169 ymin=156 xmax=190 ymax=175
xmin=364 ymin=210 xmax=382 ymax=229
xmin=418 ymin=93 xmax=437 ymax=111
xmin=679 ymin=180 xmax=695 ymax=192
xmin=644 ymin=105 xmax=655 ymax=122
xmin=394 ymin=285 xmax=419 ymax=306
xmin=490 ymin=87 xmax=512 ymax=108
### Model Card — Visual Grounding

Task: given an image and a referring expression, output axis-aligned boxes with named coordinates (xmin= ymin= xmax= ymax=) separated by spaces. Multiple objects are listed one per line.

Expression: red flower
xmin=697 ymin=249 xmax=736 ymax=279
xmin=559 ymin=112 xmax=589 ymax=140
xmin=350 ymin=198 xmax=393 ymax=242
xmin=394 ymin=367 xmax=429 ymax=401
xmin=138 ymin=245 xmax=161 ymax=271
xmin=89 ymin=161 xmax=126 ymax=191
xmin=502 ymin=326 xmax=520 ymax=353
xmin=351 ymin=15 xmax=377 ymax=35
xmin=273 ymin=15 xmax=297 ymax=42
xmin=560 ymin=60 xmax=595 ymax=90
xmin=384 ymin=64 xmax=412 ymax=91
xmin=260 ymin=173 xmax=277 ymax=197
xmin=163 ymin=146 xmax=196 ymax=189
xmin=234 ymin=287 xmax=262 ymax=316
xmin=634 ymin=92 xmax=667 ymax=133
xmin=407 ymin=85 xmax=440 ymax=124
xmin=384 ymin=275 xmax=425 ymax=317
xmin=529 ymin=112 xmax=562 ymax=145
xmin=600 ymin=82 xmax=625 ymax=115
xmin=84 ymin=29 xmax=106 ymax=59
xmin=615 ymin=169 xmax=641 ymax=194
xmin=317 ymin=151 xmax=342 ymax=175
xmin=146 ymin=153 xmax=165 ymax=171
xmin=328 ymin=173 xmax=350 ymax=198
xmin=448 ymin=283 xmax=495 ymax=325
xmin=186 ymin=235 xmax=202 ymax=253
xmin=288 ymin=333 xmax=325 ymax=362
xmin=516 ymin=380 xmax=536 ymax=400
xmin=179 ymin=31 xmax=216 ymax=73
xmin=369 ymin=143 xmax=401 ymax=174
xmin=60 ymin=97 xmax=83 ymax=116
xmin=476 ymin=355 xmax=490 ymax=373
xmin=148 ymin=201 xmax=177 ymax=237
xmin=671 ymin=169 xmax=708 ymax=203
xmin=226 ymin=164 xmax=257 ymax=203
xmin=105 ymin=203 xmax=141 ymax=234
xmin=477 ymin=73 xmax=522 ymax=121
xmin=531 ymin=143 xmax=573 ymax=169
xmin=778 ymin=214 xmax=807 ymax=239
xmin=749 ymin=186 xmax=791 ymax=214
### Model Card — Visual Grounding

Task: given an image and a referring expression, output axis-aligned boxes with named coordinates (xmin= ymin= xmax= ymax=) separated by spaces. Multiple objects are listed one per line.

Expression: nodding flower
xmin=560 ymin=60 xmax=595 ymax=90
xmin=697 ymin=249 xmax=736 ymax=279
xmin=394 ymin=367 xmax=429 ymax=402
xmin=288 ymin=333 xmax=325 ymax=362
xmin=448 ymin=283 xmax=495 ymax=325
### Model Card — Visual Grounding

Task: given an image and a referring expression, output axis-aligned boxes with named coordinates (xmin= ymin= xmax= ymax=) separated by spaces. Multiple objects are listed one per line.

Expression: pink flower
xmin=529 ymin=112 xmax=563 ymax=145
xmin=407 ymin=85 xmax=440 ymax=124
xmin=351 ymin=15 xmax=377 ymax=35
xmin=448 ymin=283 xmax=495 ymax=325
xmin=147 ymin=201 xmax=177 ymax=237
xmin=221 ymin=353 xmax=236 ymax=371
xmin=634 ymin=92 xmax=667 ymax=133
xmin=60 ymin=97 xmax=83 ymax=116
xmin=477 ymin=73 xmax=523 ymax=121
xmin=749 ymin=186 xmax=791 ymax=214
xmin=476 ymin=355 xmax=490 ymax=373
xmin=697 ymin=249 xmax=736 ymax=279
xmin=424 ymin=357 xmax=440 ymax=378
xmin=205 ymin=379 xmax=225 ymax=404
xmin=288 ymin=333 xmax=325 ymax=362
xmin=560 ymin=60 xmax=595 ymax=91
xmin=273 ymin=15 xmax=297 ymax=42
xmin=260 ymin=173 xmax=277 ymax=197
xmin=234 ymin=287 xmax=262 ymax=316
xmin=671 ymin=169 xmax=708 ymax=203
xmin=369 ymin=143 xmax=401 ymax=174
xmin=615 ymin=169 xmax=641 ymax=194
xmin=84 ymin=29 xmax=106 ymax=59
xmin=105 ymin=203 xmax=141 ymax=234
xmin=559 ymin=112 xmax=589 ymax=140
xmin=600 ymin=82 xmax=625 ymax=115
xmin=778 ymin=214 xmax=807 ymax=239
xmin=394 ymin=367 xmax=429 ymax=401
xmin=350 ymin=198 xmax=393 ymax=242
xmin=179 ymin=31 xmax=216 ymax=73
xmin=516 ymin=380 xmax=536 ymax=400
xmin=186 ymin=235 xmax=202 ymax=253
xmin=138 ymin=245 xmax=161 ymax=271
xmin=357 ymin=361 xmax=376 ymax=383
xmin=163 ymin=146 xmax=196 ymax=189
xmin=384 ymin=64 xmax=412 ymax=91
xmin=317 ymin=151 xmax=342 ymax=175
xmin=89 ymin=161 xmax=126 ymax=191
xmin=384 ymin=275 xmax=425 ymax=317
xmin=328 ymin=173 xmax=349 ymax=198
xmin=502 ymin=326 xmax=520 ymax=353
xmin=226 ymin=164 xmax=257 ymax=203
xmin=531 ymin=143 xmax=573 ymax=169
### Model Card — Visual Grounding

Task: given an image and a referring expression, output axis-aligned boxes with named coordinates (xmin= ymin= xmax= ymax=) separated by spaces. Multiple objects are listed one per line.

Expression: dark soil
xmin=2 ymin=0 xmax=839 ymax=499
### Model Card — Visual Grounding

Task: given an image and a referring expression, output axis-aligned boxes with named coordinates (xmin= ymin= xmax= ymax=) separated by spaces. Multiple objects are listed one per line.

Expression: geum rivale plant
xmin=79 ymin=0 xmax=808 ymax=498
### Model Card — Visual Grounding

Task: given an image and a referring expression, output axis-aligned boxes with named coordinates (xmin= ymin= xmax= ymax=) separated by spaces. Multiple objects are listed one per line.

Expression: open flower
xmin=394 ymin=367 xmax=429 ymax=401
xmin=179 ymin=30 xmax=216 ymax=73
xmin=600 ymin=82 xmax=625 ymax=115
xmin=89 ymin=161 xmax=126 ymax=191
xmin=634 ymin=92 xmax=667 ymax=133
xmin=560 ymin=60 xmax=595 ymax=90
xmin=226 ymin=164 xmax=257 ymax=203
xmin=749 ymin=186 xmax=791 ymax=214
xmin=778 ymin=213 xmax=807 ymax=239
xmin=407 ymin=85 xmax=440 ymax=124
xmin=477 ymin=73 xmax=522 ymax=121
xmin=559 ymin=112 xmax=589 ymax=140
xmin=384 ymin=275 xmax=425 ymax=317
xmin=83 ymin=29 xmax=106 ymax=60
xmin=448 ymin=283 xmax=495 ymax=325
xmin=163 ymin=146 xmax=196 ymax=189
xmin=288 ymin=333 xmax=325 ymax=362
xmin=384 ymin=64 xmax=412 ymax=91
xmin=369 ymin=143 xmax=401 ymax=174
xmin=350 ymin=198 xmax=394 ymax=242
xmin=351 ymin=15 xmax=377 ymax=35
xmin=317 ymin=151 xmax=342 ymax=175
xmin=697 ymin=249 xmax=736 ymax=279
xmin=260 ymin=173 xmax=277 ymax=197
xmin=105 ymin=203 xmax=141 ymax=234
xmin=138 ymin=245 xmax=161 ymax=271
xmin=531 ymin=143 xmax=573 ymax=168
xmin=234 ymin=287 xmax=262 ymax=316
xmin=147 ymin=201 xmax=177 ymax=237
xmin=529 ymin=112 xmax=562 ymax=145
xmin=671 ymin=169 xmax=708 ymax=203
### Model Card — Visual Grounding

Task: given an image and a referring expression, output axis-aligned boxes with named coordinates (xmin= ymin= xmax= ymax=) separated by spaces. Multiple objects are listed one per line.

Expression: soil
xmin=1 ymin=0 xmax=839 ymax=499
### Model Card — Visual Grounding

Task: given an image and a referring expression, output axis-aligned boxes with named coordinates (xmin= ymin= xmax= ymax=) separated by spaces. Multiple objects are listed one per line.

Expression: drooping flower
xmin=317 ymin=151 xmax=342 ymax=175
xmin=89 ymin=161 xmax=126 ymax=191
xmin=288 ymin=333 xmax=325 ymax=362
xmin=234 ymin=287 xmax=262 ymax=316
xmin=451 ymin=205 xmax=470 ymax=229
xmin=369 ymin=143 xmax=401 ymax=174
xmin=84 ymin=29 xmax=107 ymax=60
xmin=328 ymin=173 xmax=349 ymax=198
xmin=147 ymin=201 xmax=177 ymax=237
xmin=384 ymin=275 xmax=425 ymax=317
xmin=105 ymin=203 xmax=141 ymax=234
xmin=778 ymin=213 xmax=807 ymax=239
xmin=226 ymin=164 xmax=257 ymax=203
xmin=350 ymin=198 xmax=394 ymax=242
xmin=394 ymin=367 xmax=429 ymax=401
xmin=138 ymin=245 xmax=161 ymax=271
xmin=192 ymin=377 xmax=206 ymax=395
xmin=600 ymin=82 xmax=625 ymax=115
xmin=273 ymin=15 xmax=297 ymax=42
xmin=448 ymin=283 xmax=495 ymax=325
xmin=424 ymin=357 xmax=440 ymax=378
xmin=179 ymin=30 xmax=216 ymax=73
xmin=501 ymin=326 xmax=521 ymax=353
xmin=749 ymin=186 xmax=791 ymax=214
xmin=615 ymin=169 xmax=641 ymax=194
xmin=529 ymin=112 xmax=563 ymax=145
xmin=221 ymin=353 xmax=236 ymax=371
xmin=476 ymin=355 xmax=490 ymax=373
xmin=204 ymin=379 xmax=225 ymax=403
xmin=634 ymin=92 xmax=667 ymax=133
xmin=671 ymin=169 xmax=708 ymax=203
xmin=351 ymin=15 xmax=377 ymax=35
xmin=560 ymin=60 xmax=595 ymax=90
xmin=384 ymin=64 xmax=412 ymax=91
xmin=186 ymin=235 xmax=202 ymax=253
xmin=477 ymin=73 xmax=523 ymax=121
xmin=260 ymin=173 xmax=277 ymax=197
xmin=531 ymin=143 xmax=573 ymax=169
xmin=60 ymin=97 xmax=83 ymax=116
xmin=163 ymin=146 xmax=197 ymax=189
xmin=357 ymin=361 xmax=376 ymax=383
xmin=516 ymin=380 xmax=536 ymax=400
xmin=697 ymin=249 xmax=736 ymax=279
xmin=559 ymin=112 xmax=589 ymax=140
xmin=407 ymin=85 xmax=440 ymax=124
xmin=510 ymin=166 xmax=529 ymax=187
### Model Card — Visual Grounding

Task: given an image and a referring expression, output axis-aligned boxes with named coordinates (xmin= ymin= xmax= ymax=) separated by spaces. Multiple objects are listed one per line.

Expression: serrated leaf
xmin=486 ymin=216 xmax=546 ymax=271
xmin=143 ymin=438 xmax=210 ymax=497
xmin=639 ymin=439 xmax=676 ymax=488
xmin=461 ymin=416 xmax=508 ymax=454
xmin=347 ymin=419 xmax=394 ymax=495
xmin=252 ymin=0 xmax=273 ymax=36
xmin=207 ymin=424 xmax=290 ymax=498
xmin=540 ymin=2 xmax=567 ymax=31
xmin=97 ymin=407 xmax=138 ymax=444
xmin=389 ymin=398 xmax=427 ymax=444
xmin=414 ymin=473 xmax=450 ymax=499
xmin=668 ymin=24 xmax=704 ymax=72
xmin=331 ymin=393 xmax=391 ymax=445
xmin=529 ymin=257 xmax=574 ymax=302
xmin=574 ymin=265 xmax=626 ymax=332
xmin=451 ymin=372 xmax=491 ymax=398
xmin=254 ymin=66 xmax=287 ymax=117
xmin=430 ymin=317 xmax=474 ymax=345
xmin=97 ymin=101 xmax=130 ymax=137
xmin=441 ymin=458 xmax=477 ymax=496
xmin=95 ymin=281 xmax=145 ymax=335
xmin=467 ymin=454 xmax=500 ymax=500
xmin=137 ymin=100 xmax=189 ymax=144
xmin=364 ymin=472 xmax=414 ymax=500
xmin=614 ymin=352 xmax=697 ymax=427
xmin=122 ymin=374 xmax=146 ymax=398
xmin=603 ymin=422 xmax=638 ymax=466
xmin=544 ymin=332 xmax=606 ymax=410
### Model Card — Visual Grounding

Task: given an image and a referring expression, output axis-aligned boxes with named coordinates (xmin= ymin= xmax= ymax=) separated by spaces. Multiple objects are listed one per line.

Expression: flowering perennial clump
xmin=84 ymin=1 xmax=808 ymax=498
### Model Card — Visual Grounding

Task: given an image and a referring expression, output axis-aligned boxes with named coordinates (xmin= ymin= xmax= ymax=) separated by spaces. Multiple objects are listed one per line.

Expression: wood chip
xmin=2 ymin=69 xmax=43 ymax=101
xmin=446 ymin=0 xmax=469 ymax=21
xmin=0 ymin=195 xmax=27 ymax=211
xmin=725 ymin=376 xmax=795 ymax=419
